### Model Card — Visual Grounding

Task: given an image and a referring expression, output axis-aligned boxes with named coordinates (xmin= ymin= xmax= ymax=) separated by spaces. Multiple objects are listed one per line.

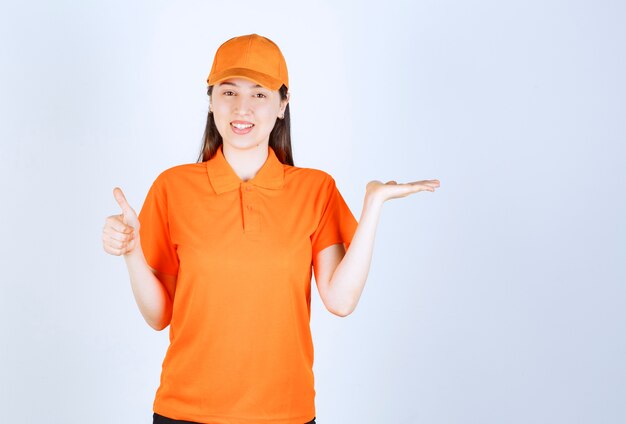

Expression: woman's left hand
xmin=366 ymin=179 xmax=440 ymax=204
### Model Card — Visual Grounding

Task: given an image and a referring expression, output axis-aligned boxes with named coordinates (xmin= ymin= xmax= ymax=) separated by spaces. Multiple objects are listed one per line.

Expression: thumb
xmin=113 ymin=187 xmax=138 ymax=226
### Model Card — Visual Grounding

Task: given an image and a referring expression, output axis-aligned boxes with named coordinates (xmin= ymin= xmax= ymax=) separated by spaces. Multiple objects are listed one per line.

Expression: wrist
xmin=123 ymin=238 xmax=145 ymax=262
xmin=364 ymin=190 xmax=384 ymax=208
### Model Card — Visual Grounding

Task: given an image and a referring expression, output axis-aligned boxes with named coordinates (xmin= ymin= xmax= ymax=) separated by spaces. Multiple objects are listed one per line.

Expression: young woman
xmin=102 ymin=34 xmax=440 ymax=424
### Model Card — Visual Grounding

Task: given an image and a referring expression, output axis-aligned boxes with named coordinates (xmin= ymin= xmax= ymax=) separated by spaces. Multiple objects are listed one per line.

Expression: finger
xmin=103 ymin=215 xmax=133 ymax=234
xmin=104 ymin=215 xmax=134 ymax=234
xmin=417 ymin=183 xmax=436 ymax=192
xmin=403 ymin=183 xmax=434 ymax=194
xmin=104 ymin=237 xmax=127 ymax=250
xmin=103 ymin=226 xmax=135 ymax=242
xmin=405 ymin=181 xmax=439 ymax=189
xmin=426 ymin=180 xmax=440 ymax=190
xmin=104 ymin=237 xmax=136 ymax=255
xmin=113 ymin=187 xmax=132 ymax=214
xmin=406 ymin=180 xmax=437 ymax=185
xmin=103 ymin=241 xmax=125 ymax=256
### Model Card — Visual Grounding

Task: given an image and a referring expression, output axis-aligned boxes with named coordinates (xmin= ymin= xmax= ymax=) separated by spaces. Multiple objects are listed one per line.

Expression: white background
xmin=1 ymin=0 xmax=625 ymax=423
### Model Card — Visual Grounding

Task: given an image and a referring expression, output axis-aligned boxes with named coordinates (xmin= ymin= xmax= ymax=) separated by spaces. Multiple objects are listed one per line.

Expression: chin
xmin=223 ymin=139 xmax=267 ymax=150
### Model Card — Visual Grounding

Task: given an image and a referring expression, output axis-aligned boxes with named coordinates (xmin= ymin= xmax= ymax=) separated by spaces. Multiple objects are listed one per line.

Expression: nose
xmin=234 ymin=95 xmax=252 ymax=116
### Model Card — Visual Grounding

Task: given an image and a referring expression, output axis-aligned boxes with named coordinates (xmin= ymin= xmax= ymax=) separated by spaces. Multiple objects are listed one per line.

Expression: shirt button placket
xmin=241 ymin=183 xmax=260 ymax=233
xmin=241 ymin=183 xmax=260 ymax=232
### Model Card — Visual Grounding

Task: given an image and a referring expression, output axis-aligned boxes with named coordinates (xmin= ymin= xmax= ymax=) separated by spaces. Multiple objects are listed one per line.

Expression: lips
xmin=231 ymin=120 xmax=254 ymax=135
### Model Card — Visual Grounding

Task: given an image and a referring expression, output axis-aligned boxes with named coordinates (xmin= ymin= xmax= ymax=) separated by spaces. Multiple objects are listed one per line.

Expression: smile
xmin=231 ymin=123 xmax=253 ymax=129
xmin=230 ymin=121 xmax=255 ymax=135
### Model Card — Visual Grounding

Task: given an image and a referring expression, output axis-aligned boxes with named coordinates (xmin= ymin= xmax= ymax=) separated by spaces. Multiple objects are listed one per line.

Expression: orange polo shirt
xmin=138 ymin=144 xmax=358 ymax=423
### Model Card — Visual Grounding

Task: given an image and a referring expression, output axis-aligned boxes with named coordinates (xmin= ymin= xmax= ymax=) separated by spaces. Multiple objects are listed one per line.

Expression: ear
xmin=279 ymin=92 xmax=290 ymax=115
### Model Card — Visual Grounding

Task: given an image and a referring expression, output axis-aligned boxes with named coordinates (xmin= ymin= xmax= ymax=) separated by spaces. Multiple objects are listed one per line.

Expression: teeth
xmin=232 ymin=123 xmax=253 ymax=129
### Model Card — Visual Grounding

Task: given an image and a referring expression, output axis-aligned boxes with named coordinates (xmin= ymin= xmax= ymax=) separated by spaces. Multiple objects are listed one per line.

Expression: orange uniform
xmin=138 ymin=144 xmax=358 ymax=423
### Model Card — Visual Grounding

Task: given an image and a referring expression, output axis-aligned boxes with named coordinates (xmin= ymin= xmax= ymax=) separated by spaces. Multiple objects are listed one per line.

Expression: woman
xmin=102 ymin=34 xmax=440 ymax=424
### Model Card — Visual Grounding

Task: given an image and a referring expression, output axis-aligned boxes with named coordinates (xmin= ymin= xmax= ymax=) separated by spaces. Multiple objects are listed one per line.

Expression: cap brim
xmin=207 ymin=68 xmax=284 ymax=90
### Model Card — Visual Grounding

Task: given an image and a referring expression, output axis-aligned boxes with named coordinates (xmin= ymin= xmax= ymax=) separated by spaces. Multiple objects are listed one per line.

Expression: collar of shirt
xmin=206 ymin=144 xmax=285 ymax=194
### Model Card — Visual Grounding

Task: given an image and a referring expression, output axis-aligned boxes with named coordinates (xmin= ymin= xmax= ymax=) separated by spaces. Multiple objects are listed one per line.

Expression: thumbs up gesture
xmin=102 ymin=187 xmax=141 ymax=256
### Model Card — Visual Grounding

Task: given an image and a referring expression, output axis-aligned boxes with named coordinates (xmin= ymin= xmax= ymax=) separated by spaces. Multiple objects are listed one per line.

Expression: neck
xmin=222 ymin=143 xmax=269 ymax=182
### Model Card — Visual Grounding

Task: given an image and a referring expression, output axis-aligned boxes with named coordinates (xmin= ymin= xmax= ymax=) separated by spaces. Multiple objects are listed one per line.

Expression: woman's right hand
xmin=102 ymin=187 xmax=141 ymax=256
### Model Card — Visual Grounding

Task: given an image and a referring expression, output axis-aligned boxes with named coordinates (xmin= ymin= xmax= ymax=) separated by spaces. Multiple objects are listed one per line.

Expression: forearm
xmin=327 ymin=193 xmax=384 ymax=316
xmin=123 ymin=241 xmax=172 ymax=331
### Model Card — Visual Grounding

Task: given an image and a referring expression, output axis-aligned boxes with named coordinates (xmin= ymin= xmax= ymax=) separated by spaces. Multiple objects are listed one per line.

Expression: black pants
xmin=153 ymin=412 xmax=316 ymax=423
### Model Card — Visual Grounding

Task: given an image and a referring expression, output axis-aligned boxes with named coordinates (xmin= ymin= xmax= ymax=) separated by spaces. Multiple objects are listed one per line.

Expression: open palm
xmin=366 ymin=179 xmax=440 ymax=203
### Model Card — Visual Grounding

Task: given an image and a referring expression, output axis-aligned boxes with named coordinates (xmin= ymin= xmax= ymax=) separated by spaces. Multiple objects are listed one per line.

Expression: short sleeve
xmin=310 ymin=175 xmax=358 ymax=258
xmin=137 ymin=175 xmax=179 ymax=276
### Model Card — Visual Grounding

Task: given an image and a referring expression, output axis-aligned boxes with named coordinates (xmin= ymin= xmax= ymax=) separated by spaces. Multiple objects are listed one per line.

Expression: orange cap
xmin=207 ymin=34 xmax=289 ymax=90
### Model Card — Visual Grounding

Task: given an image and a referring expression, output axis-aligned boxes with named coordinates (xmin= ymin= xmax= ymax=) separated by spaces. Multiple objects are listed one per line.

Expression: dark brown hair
xmin=196 ymin=84 xmax=293 ymax=165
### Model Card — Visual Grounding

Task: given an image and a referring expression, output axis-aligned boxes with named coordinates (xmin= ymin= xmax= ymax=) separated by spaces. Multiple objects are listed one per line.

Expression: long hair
xmin=196 ymin=84 xmax=293 ymax=165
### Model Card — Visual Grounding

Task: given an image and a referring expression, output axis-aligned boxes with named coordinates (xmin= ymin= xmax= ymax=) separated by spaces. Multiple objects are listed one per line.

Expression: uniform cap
xmin=207 ymin=34 xmax=289 ymax=90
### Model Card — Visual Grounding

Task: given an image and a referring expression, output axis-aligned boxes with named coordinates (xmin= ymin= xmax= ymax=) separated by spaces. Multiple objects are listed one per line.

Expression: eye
xmin=222 ymin=90 xmax=235 ymax=96
xmin=254 ymin=93 xmax=267 ymax=98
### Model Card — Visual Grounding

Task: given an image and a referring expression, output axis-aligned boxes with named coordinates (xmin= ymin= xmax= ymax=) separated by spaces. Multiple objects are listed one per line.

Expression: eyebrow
xmin=219 ymin=81 xmax=264 ymax=88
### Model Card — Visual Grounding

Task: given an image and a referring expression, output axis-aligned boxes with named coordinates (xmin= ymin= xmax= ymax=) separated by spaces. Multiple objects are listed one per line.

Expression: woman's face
xmin=210 ymin=77 xmax=288 ymax=152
